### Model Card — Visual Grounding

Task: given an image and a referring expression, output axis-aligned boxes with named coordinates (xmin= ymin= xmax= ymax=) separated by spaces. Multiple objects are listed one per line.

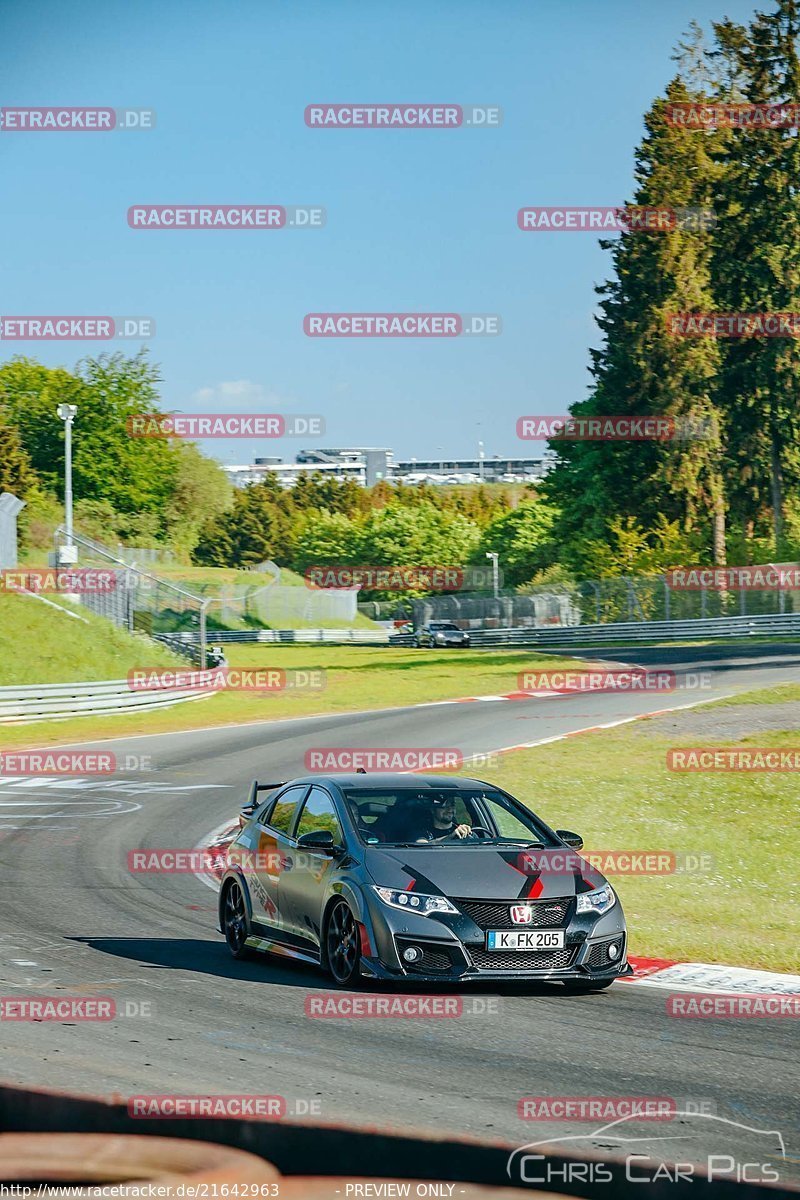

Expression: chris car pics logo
xmin=507 ymin=1113 xmax=785 ymax=1186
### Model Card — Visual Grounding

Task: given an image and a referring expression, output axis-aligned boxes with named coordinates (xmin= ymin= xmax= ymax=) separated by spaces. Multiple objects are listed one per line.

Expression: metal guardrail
xmin=162 ymin=628 xmax=390 ymax=646
xmin=0 ymin=679 xmax=212 ymax=724
xmin=161 ymin=612 xmax=800 ymax=649
xmin=463 ymin=613 xmax=800 ymax=646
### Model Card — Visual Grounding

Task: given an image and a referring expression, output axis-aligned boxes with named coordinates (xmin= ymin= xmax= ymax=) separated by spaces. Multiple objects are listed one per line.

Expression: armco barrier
xmin=1 ymin=1082 xmax=795 ymax=1200
xmin=162 ymin=612 xmax=800 ymax=649
xmin=0 ymin=678 xmax=212 ymax=724
xmin=159 ymin=628 xmax=391 ymax=647
xmin=464 ymin=612 xmax=800 ymax=646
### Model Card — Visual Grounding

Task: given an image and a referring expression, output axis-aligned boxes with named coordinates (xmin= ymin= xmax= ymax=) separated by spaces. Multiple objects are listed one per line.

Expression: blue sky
xmin=0 ymin=0 xmax=760 ymax=467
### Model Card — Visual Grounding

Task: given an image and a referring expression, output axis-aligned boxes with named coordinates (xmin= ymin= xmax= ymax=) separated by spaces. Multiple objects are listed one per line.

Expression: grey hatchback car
xmin=218 ymin=773 xmax=630 ymax=990
xmin=414 ymin=621 xmax=470 ymax=648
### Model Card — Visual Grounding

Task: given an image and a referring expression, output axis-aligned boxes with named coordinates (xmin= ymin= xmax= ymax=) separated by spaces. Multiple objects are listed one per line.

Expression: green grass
xmin=0 ymin=639 xmax=585 ymax=748
xmin=477 ymin=716 xmax=798 ymax=972
xmin=704 ymin=680 xmax=800 ymax=706
xmin=0 ymin=591 xmax=180 ymax=686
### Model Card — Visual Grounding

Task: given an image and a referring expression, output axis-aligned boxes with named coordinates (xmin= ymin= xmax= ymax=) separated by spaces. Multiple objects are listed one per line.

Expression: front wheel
xmin=325 ymin=899 xmax=361 ymax=986
xmin=222 ymin=881 xmax=251 ymax=959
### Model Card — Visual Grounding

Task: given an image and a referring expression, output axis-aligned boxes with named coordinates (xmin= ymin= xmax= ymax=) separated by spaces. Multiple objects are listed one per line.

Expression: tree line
xmin=0 ymin=352 xmax=557 ymax=594
xmin=545 ymin=0 xmax=800 ymax=574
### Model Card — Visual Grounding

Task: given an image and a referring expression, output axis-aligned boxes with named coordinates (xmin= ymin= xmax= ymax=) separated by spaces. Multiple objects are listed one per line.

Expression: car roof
xmin=285 ymin=774 xmax=492 ymax=791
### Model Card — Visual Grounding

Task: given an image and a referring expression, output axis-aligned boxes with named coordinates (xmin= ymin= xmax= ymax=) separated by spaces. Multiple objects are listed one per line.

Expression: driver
xmin=415 ymin=794 xmax=473 ymax=842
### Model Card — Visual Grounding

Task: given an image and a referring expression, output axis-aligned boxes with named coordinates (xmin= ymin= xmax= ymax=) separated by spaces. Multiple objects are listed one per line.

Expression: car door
xmin=277 ymin=784 xmax=345 ymax=954
xmin=244 ymin=784 xmax=309 ymax=935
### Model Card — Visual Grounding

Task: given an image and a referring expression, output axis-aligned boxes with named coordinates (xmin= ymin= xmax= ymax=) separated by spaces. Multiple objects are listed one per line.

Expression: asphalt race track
xmin=0 ymin=644 xmax=798 ymax=1181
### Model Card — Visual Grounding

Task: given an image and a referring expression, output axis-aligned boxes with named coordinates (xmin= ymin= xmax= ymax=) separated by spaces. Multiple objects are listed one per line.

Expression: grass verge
xmin=0 ymin=592 xmax=179 ymax=686
xmin=0 ymin=643 xmax=580 ymax=750
xmin=476 ymin=699 xmax=798 ymax=972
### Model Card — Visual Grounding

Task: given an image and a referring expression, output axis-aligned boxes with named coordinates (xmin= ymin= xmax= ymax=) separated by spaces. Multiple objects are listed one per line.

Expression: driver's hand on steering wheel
xmin=452 ymin=823 xmax=473 ymax=839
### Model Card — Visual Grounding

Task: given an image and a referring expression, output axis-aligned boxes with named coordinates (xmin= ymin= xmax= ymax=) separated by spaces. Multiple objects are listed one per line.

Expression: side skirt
xmin=245 ymin=935 xmax=320 ymax=966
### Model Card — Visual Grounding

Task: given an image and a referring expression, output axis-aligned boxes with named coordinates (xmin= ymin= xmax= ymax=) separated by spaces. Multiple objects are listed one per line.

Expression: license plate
xmin=486 ymin=929 xmax=565 ymax=950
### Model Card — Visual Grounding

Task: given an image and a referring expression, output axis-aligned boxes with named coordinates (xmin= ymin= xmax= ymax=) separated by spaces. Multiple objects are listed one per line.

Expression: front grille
xmin=454 ymin=898 xmax=571 ymax=930
xmin=395 ymin=938 xmax=455 ymax=974
xmin=468 ymin=945 xmax=577 ymax=973
xmin=585 ymin=936 xmax=625 ymax=970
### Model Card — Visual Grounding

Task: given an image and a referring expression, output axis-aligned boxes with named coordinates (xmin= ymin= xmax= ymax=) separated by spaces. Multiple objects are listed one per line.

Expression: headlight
xmin=576 ymin=884 xmax=616 ymax=915
xmin=372 ymin=886 xmax=457 ymax=915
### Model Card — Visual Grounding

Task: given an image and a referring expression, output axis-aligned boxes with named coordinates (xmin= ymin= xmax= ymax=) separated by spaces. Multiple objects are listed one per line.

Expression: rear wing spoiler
xmin=239 ymin=779 xmax=287 ymax=825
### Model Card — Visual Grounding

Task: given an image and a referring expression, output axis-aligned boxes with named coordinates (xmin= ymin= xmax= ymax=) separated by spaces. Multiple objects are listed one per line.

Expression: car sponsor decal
xmin=496 ymin=849 xmax=545 ymax=899
xmin=398 ymin=866 xmax=445 ymax=896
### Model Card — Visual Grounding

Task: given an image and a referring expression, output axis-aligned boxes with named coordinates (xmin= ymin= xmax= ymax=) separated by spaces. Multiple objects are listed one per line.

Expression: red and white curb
xmin=626 ymin=957 xmax=800 ymax=996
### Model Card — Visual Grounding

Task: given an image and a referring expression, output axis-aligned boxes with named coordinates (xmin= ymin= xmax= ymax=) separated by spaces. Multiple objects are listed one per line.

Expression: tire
xmin=413 ymin=637 xmax=422 ymax=648
xmin=562 ymin=977 xmax=615 ymax=992
xmin=222 ymin=880 xmax=252 ymax=959
xmin=325 ymin=898 xmax=361 ymax=986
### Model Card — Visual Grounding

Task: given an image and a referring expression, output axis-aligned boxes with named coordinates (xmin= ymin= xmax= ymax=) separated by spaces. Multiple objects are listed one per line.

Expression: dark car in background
xmin=218 ymin=773 xmax=630 ymax=989
xmin=414 ymin=621 xmax=470 ymax=648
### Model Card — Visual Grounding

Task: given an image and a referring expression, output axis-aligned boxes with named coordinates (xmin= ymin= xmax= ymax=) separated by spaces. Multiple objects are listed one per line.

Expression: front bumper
xmin=360 ymin=896 xmax=629 ymax=983
xmin=359 ymin=949 xmax=632 ymax=984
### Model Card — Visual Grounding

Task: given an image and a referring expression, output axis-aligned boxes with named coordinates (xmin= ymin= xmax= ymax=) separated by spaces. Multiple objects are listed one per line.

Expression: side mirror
xmin=296 ymin=829 xmax=336 ymax=853
xmin=556 ymin=829 xmax=583 ymax=850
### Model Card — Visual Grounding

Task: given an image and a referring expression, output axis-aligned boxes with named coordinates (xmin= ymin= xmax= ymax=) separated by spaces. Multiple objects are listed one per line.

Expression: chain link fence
xmin=360 ymin=568 xmax=800 ymax=629
xmin=53 ymin=529 xmax=357 ymax=635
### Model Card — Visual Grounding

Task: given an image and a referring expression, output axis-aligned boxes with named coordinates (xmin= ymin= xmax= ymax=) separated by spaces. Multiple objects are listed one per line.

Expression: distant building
xmin=296 ymin=447 xmax=392 ymax=486
xmin=222 ymin=447 xmax=553 ymax=489
xmin=393 ymin=453 xmax=554 ymax=485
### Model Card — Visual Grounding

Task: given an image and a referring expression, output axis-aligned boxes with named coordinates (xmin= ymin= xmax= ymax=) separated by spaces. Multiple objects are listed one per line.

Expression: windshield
xmin=342 ymin=787 xmax=557 ymax=847
xmin=430 ymin=622 xmax=460 ymax=630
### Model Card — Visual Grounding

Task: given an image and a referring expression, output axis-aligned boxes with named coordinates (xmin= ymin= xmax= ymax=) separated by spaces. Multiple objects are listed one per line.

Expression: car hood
xmin=363 ymin=845 xmax=607 ymax=900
